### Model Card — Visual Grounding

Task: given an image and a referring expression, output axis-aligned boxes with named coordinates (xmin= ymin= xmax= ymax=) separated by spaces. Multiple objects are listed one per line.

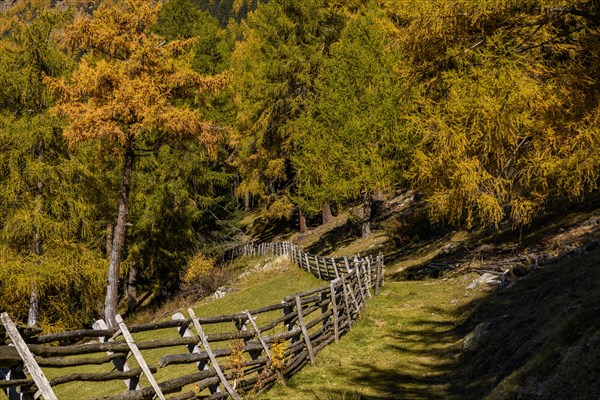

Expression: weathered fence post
xmin=374 ymin=252 xmax=385 ymax=292
xmin=314 ymin=255 xmax=322 ymax=280
xmin=344 ymin=256 xmax=350 ymax=274
xmin=93 ymin=319 xmax=141 ymax=391
xmin=235 ymin=313 xmax=262 ymax=361
xmin=340 ymin=276 xmax=352 ymax=329
xmin=320 ymin=290 xmax=329 ymax=328
xmin=366 ymin=256 xmax=373 ymax=288
xmin=362 ymin=259 xmax=372 ymax=299
xmin=115 ymin=314 xmax=165 ymax=400
xmin=294 ymin=296 xmax=315 ymax=365
xmin=332 ymin=258 xmax=341 ymax=280
xmin=353 ymin=256 xmax=367 ymax=307
xmin=0 ymin=313 xmax=57 ymax=400
xmin=243 ymin=311 xmax=271 ymax=360
xmin=188 ymin=309 xmax=241 ymax=400
xmin=346 ymin=274 xmax=361 ymax=317
xmin=381 ymin=252 xmax=386 ymax=287
xmin=172 ymin=312 xmax=221 ymax=395
xmin=329 ymin=282 xmax=340 ymax=342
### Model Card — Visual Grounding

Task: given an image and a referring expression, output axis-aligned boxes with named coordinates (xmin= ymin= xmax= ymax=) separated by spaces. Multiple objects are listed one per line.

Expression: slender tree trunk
xmin=299 ymin=209 xmax=307 ymax=234
xmin=362 ymin=191 xmax=372 ymax=239
xmin=372 ymin=188 xmax=386 ymax=218
xmin=321 ymin=202 xmax=333 ymax=225
xmin=244 ymin=191 xmax=250 ymax=211
xmin=28 ymin=230 xmax=42 ymax=326
xmin=105 ymin=145 xmax=135 ymax=327
xmin=28 ymin=143 xmax=44 ymax=327
xmin=106 ymin=223 xmax=113 ymax=258
xmin=126 ymin=263 xmax=137 ymax=315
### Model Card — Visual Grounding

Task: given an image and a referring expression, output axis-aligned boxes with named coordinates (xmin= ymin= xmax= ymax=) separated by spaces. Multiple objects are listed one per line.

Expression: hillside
xmin=257 ymin=195 xmax=600 ymax=399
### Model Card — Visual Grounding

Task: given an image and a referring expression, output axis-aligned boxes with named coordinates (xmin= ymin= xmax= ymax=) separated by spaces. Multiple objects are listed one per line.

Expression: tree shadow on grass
xmin=305 ymin=219 xmax=361 ymax=256
xmin=317 ymin=247 xmax=600 ymax=400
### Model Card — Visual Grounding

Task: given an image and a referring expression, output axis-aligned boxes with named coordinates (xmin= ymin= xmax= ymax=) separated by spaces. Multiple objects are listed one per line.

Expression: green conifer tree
xmin=294 ymin=5 xmax=415 ymax=237
xmin=232 ymin=0 xmax=352 ymax=228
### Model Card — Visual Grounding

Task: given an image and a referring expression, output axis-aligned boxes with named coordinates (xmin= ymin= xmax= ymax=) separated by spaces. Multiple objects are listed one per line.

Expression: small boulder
xmin=462 ymin=321 xmax=493 ymax=353
xmin=466 ymin=273 xmax=501 ymax=289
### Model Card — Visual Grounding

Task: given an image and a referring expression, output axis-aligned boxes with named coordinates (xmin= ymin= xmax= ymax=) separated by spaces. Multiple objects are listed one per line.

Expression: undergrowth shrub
xmin=180 ymin=251 xmax=230 ymax=300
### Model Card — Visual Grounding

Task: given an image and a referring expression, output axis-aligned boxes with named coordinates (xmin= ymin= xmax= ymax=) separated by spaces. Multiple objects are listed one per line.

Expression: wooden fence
xmin=0 ymin=242 xmax=384 ymax=400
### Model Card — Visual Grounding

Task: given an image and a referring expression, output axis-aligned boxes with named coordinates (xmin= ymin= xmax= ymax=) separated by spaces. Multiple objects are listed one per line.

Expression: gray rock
xmin=466 ymin=273 xmax=501 ymax=289
xmin=462 ymin=321 xmax=493 ymax=353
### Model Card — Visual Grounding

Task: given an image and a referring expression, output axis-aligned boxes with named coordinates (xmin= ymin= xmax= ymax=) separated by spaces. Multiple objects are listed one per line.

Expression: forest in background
xmin=0 ymin=0 xmax=598 ymax=331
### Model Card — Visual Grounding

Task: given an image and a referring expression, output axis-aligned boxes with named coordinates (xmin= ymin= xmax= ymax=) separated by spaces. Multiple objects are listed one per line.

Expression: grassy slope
xmin=47 ymin=257 xmax=324 ymax=399
xmin=47 ymin=199 xmax=600 ymax=399
xmin=258 ymin=199 xmax=600 ymax=399
xmin=262 ymin=247 xmax=600 ymax=400
xmin=263 ymin=276 xmax=483 ymax=399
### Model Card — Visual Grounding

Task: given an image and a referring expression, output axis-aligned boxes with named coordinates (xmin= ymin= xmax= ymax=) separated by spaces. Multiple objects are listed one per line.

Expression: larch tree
xmin=382 ymin=0 xmax=600 ymax=227
xmin=48 ymin=0 xmax=227 ymax=327
xmin=0 ymin=2 xmax=106 ymax=330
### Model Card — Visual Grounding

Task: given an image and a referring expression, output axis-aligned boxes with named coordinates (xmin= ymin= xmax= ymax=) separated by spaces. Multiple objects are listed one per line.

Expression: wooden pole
xmin=320 ymin=291 xmax=329 ymax=328
xmin=294 ymin=297 xmax=315 ymax=365
xmin=187 ymin=309 xmax=241 ymax=400
xmin=380 ymin=252 xmax=385 ymax=287
xmin=344 ymin=256 xmax=350 ymax=274
xmin=346 ymin=278 xmax=361 ymax=318
xmin=375 ymin=254 xmax=382 ymax=295
xmin=172 ymin=313 xmax=220 ymax=395
xmin=340 ymin=277 xmax=352 ymax=329
xmin=314 ymin=256 xmax=322 ymax=280
xmin=329 ymin=283 xmax=339 ymax=342
xmin=353 ymin=257 xmax=367 ymax=307
xmin=243 ymin=311 xmax=271 ymax=360
xmin=115 ymin=314 xmax=165 ymax=400
xmin=332 ymin=259 xmax=340 ymax=279
xmin=0 ymin=313 xmax=57 ymax=400
xmin=93 ymin=319 xmax=141 ymax=391
xmin=362 ymin=260 xmax=372 ymax=299
xmin=366 ymin=257 xmax=373 ymax=288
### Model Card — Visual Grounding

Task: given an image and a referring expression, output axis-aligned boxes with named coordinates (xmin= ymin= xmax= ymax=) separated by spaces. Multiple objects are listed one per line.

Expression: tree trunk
xmin=27 ymin=283 xmax=39 ymax=327
xmin=105 ymin=145 xmax=135 ymax=328
xmin=106 ymin=223 xmax=113 ymax=258
xmin=362 ymin=191 xmax=372 ymax=239
xmin=372 ymin=188 xmax=386 ymax=218
xmin=244 ymin=191 xmax=250 ymax=211
xmin=28 ymin=158 xmax=44 ymax=327
xmin=321 ymin=202 xmax=333 ymax=225
xmin=299 ymin=209 xmax=307 ymax=234
xmin=373 ymin=188 xmax=384 ymax=201
xmin=126 ymin=263 xmax=137 ymax=315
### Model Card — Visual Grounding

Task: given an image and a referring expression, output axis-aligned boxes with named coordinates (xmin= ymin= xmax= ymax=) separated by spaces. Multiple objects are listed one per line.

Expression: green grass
xmin=40 ymin=199 xmax=600 ymax=399
xmin=260 ymin=274 xmax=484 ymax=400
xmin=45 ymin=255 xmax=324 ymax=399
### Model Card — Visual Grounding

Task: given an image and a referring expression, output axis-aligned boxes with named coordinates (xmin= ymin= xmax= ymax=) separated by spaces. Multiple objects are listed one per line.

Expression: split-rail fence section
xmin=1 ymin=241 xmax=384 ymax=399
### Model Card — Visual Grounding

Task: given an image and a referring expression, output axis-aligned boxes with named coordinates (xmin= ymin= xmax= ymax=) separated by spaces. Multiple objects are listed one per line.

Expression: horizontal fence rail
xmin=1 ymin=242 xmax=384 ymax=399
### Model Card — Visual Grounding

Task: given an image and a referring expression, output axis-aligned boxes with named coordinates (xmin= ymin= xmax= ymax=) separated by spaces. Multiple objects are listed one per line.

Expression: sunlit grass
xmin=261 ymin=276 xmax=482 ymax=399
xmin=45 ymin=255 xmax=324 ymax=399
